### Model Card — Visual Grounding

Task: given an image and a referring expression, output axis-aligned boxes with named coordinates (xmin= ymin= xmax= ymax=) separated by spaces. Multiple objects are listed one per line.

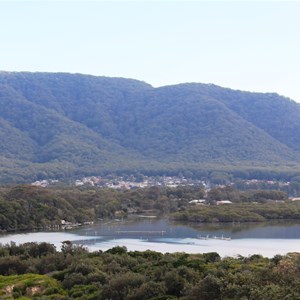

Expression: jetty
xmin=197 ymin=234 xmax=231 ymax=241
xmin=115 ymin=230 xmax=166 ymax=235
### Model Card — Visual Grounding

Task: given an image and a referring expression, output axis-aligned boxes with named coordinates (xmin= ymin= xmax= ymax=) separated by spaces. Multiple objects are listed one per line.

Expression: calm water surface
xmin=1 ymin=217 xmax=300 ymax=257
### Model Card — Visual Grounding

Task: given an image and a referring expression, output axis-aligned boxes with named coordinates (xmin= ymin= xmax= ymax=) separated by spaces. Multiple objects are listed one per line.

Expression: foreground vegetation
xmin=1 ymin=184 xmax=300 ymax=232
xmin=0 ymin=242 xmax=300 ymax=299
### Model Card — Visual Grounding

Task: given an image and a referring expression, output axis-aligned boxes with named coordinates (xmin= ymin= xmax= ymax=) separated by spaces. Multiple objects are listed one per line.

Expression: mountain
xmin=0 ymin=71 xmax=300 ymax=183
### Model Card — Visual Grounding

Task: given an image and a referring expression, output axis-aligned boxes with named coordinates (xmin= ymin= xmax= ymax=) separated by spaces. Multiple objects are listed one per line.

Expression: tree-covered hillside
xmin=1 ymin=72 xmax=300 ymax=183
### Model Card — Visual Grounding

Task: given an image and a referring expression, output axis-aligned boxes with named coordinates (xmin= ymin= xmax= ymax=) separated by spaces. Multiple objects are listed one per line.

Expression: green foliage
xmin=0 ymin=184 xmax=298 ymax=232
xmin=0 ymin=185 xmax=206 ymax=232
xmin=0 ymin=273 xmax=65 ymax=299
xmin=172 ymin=202 xmax=300 ymax=223
xmin=1 ymin=242 xmax=300 ymax=299
xmin=1 ymin=72 xmax=300 ymax=183
xmin=206 ymin=186 xmax=288 ymax=204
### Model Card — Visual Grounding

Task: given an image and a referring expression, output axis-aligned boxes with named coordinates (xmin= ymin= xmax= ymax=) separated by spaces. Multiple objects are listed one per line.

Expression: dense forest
xmin=1 ymin=72 xmax=300 ymax=183
xmin=1 ymin=184 xmax=300 ymax=232
xmin=1 ymin=241 xmax=300 ymax=299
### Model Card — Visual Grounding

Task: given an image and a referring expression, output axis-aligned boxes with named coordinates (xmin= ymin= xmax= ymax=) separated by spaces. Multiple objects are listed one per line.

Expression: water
xmin=1 ymin=217 xmax=300 ymax=257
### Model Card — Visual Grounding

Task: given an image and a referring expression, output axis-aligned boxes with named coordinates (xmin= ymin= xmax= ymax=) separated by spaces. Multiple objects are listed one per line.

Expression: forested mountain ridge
xmin=1 ymin=71 xmax=300 ymax=183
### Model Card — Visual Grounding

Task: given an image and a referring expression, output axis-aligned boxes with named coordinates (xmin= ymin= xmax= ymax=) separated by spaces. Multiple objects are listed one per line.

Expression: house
xmin=216 ymin=200 xmax=232 ymax=205
xmin=290 ymin=197 xmax=300 ymax=201
xmin=189 ymin=199 xmax=206 ymax=204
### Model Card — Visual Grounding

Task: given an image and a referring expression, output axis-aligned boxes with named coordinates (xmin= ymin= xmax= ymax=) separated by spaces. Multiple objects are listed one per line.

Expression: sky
xmin=1 ymin=1 xmax=300 ymax=102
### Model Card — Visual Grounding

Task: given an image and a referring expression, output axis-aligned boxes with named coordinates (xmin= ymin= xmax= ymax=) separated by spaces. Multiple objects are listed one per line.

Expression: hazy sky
xmin=1 ymin=1 xmax=300 ymax=101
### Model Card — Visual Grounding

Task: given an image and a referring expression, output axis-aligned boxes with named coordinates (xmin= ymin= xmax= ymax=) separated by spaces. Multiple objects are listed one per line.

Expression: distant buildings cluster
xmin=31 ymin=175 xmax=293 ymax=195
xmin=74 ymin=175 xmax=207 ymax=189
xmin=31 ymin=179 xmax=59 ymax=187
xmin=242 ymin=179 xmax=290 ymax=187
xmin=31 ymin=175 xmax=207 ymax=189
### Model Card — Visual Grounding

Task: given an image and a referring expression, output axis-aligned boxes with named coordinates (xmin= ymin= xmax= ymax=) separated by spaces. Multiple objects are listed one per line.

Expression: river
xmin=1 ymin=217 xmax=300 ymax=257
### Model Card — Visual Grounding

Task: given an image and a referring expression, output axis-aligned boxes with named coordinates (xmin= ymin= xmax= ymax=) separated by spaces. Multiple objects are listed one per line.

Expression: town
xmin=31 ymin=174 xmax=297 ymax=194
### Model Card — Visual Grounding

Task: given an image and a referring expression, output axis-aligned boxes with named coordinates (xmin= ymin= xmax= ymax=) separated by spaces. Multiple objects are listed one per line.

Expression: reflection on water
xmin=175 ymin=219 xmax=300 ymax=239
xmin=1 ymin=217 xmax=300 ymax=257
xmin=74 ymin=217 xmax=300 ymax=241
